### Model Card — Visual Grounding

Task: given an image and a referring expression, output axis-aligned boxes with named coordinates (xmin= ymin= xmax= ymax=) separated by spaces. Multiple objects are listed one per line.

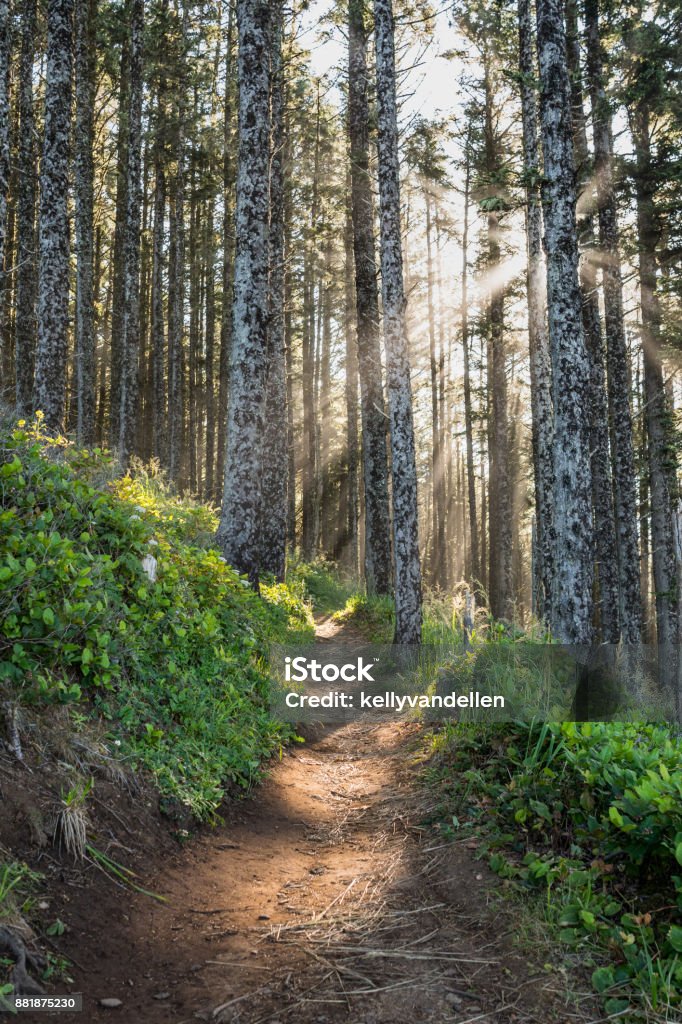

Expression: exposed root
xmin=0 ymin=925 xmax=46 ymax=996
xmin=2 ymin=703 xmax=23 ymax=762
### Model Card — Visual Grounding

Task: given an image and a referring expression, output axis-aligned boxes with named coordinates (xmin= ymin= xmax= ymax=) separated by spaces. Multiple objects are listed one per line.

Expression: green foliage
xmin=0 ymin=424 xmax=313 ymax=820
xmin=286 ymin=558 xmax=356 ymax=615
xmin=334 ymin=593 xmax=395 ymax=641
xmin=0 ymin=861 xmax=39 ymax=923
xmin=426 ymin=720 xmax=682 ymax=1017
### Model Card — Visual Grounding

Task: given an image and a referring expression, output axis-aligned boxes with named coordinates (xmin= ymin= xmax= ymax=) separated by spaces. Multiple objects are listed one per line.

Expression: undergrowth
xmin=425 ymin=721 xmax=682 ymax=1021
xmin=0 ymin=421 xmax=314 ymax=820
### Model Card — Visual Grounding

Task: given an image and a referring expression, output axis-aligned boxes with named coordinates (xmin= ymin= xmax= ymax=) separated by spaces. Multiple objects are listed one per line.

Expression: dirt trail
xmin=54 ymin=617 xmax=580 ymax=1024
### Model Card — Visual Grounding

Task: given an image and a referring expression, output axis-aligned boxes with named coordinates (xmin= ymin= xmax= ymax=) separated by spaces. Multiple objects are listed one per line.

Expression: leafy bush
xmin=427 ymin=720 xmax=682 ymax=1018
xmin=0 ymin=423 xmax=313 ymax=819
xmin=286 ymin=558 xmax=357 ymax=614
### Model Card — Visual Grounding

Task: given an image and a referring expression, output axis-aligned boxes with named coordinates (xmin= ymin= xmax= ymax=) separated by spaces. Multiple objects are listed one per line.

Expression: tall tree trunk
xmin=283 ymin=100 xmax=296 ymax=547
xmin=565 ymin=0 xmax=619 ymax=642
xmin=374 ymin=0 xmax=422 ymax=643
xmin=188 ymin=162 xmax=200 ymax=494
xmin=460 ymin=146 xmax=479 ymax=588
xmin=151 ymin=142 xmax=166 ymax=463
xmin=75 ymin=0 xmax=97 ymax=446
xmin=425 ymin=193 xmax=441 ymax=587
xmin=168 ymin=4 xmax=188 ymax=485
xmin=517 ymin=0 xmax=554 ymax=622
xmin=33 ymin=0 xmax=74 ymax=435
xmin=150 ymin=0 xmax=169 ymax=466
xmin=632 ymin=96 xmax=677 ymax=674
xmin=348 ymin=0 xmax=392 ymax=596
xmin=260 ymin=0 xmax=288 ymax=581
xmin=344 ymin=166 xmax=360 ymax=575
xmin=118 ymin=0 xmax=143 ymax=466
xmin=14 ymin=0 xmax=38 ymax=415
xmin=320 ymin=237 xmax=334 ymax=554
xmin=536 ymin=0 xmax=594 ymax=644
xmin=584 ymin=0 xmax=642 ymax=644
xmin=301 ymin=89 xmax=320 ymax=561
xmin=484 ymin=61 xmax=512 ymax=622
xmin=204 ymin=197 xmax=216 ymax=499
xmin=0 ymin=0 xmax=9 ymax=388
xmin=216 ymin=0 xmax=271 ymax=585
xmin=109 ymin=34 xmax=130 ymax=446
xmin=217 ymin=0 xmax=236 ymax=501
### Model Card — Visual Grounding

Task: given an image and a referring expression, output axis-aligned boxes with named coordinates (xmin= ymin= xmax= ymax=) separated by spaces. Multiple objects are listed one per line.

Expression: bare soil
xmin=2 ymin=617 xmax=586 ymax=1024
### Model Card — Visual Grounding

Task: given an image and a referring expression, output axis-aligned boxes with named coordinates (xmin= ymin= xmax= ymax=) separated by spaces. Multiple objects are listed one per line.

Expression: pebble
xmin=153 ymin=992 xmax=170 ymax=1000
xmin=99 ymin=998 xmax=123 ymax=1009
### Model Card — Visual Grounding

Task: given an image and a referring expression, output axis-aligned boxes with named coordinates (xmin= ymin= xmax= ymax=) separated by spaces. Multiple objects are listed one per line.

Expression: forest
xmin=0 ymin=0 xmax=682 ymax=1020
xmin=0 ymin=0 xmax=679 ymax=652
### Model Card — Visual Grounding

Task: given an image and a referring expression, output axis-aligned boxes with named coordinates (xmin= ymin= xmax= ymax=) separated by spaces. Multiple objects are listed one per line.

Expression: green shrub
xmin=427 ymin=720 xmax=682 ymax=1017
xmin=0 ymin=423 xmax=313 ymax=819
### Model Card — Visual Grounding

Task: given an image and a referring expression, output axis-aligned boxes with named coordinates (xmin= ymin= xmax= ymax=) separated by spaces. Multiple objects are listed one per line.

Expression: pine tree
xmin=14 ymin=0 xmax=38 ymax=415
xmin=150 ymin=0 xmax=170 ymax=466
xmin=460 ymin=138 xmax=480 ymax=588
xmin=348 ymin=0 xmax=392 ymax=596
xmin=483 ymin=55 xmax=512 ymax=622
xmin=216 ymin=0 xmax=272 ymax=585
xmin=584 ymin=0 xmax=642 ymax=644
xmin=118 ymin=0 xmax=143 ymax=466
xmin=374 ymin=0 xmax=422 ymax=644
xmin=0 ymin=1 xmax=9 ymax=380
xmin=259 ymin=0 xmax=288 ymax=581
xmin=535 ymin=0 xmax=594 ymax=643
xmin=33 ymin=0 xmax=74 ymax=435
xmin=343 ymin=168 xmax=360 ymax=575
xmin=517 ymin=0 xmax=554 ymax=622
xmin=630 ymin=49 xmax=677 ymax=672
xmin=167 ymin=2 xmax=188 ymax=485
xmin=566 ymin=0 xmax=619 ymax=643
xmin=75 ymin=0 xmax=97 ymax=446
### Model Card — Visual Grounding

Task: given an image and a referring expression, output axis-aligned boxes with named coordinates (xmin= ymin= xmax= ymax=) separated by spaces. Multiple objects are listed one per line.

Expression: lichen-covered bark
xmin=259 ymin=0 xmax=288 ymax=581
xmin=584 ymin=0 xmax=642 ymax=644
xmin=217 ymin=1 xmax=236 ymax=504
xmin=150 ymin=0 xmax=169 ymax=467
xmin=633 ymin=97 xmax=677 ymax=674
xmin=283 ymin=122 xmax=296 ymax=547
xmin=483 ymin=63 xmax=512 ymax=623
xmin=477 ymin=64 xmax=509 ymax=622
xmin=517 ymin=0 xmax=554 ymax=624
xmin=535 ymin=0 xmax=594 ymax=644
xmin=204 ymin=198 xmax=216 ymax=500
xmin=374 ymin=0 xmax=422 ymax=644
xmin=108 ymin=38 xmax=130 ymax=447
xmin=216 ymin=0 xmax=272 ymax=585
xmin=456 ymin=148 xmax=477 ymax=589
xmin=565 ymin=0 xmax=619 ymax=643
xmin=344 ymin=167 xmax=360 ymax=575
xmin=151 ymin=147 xmax=166 ymax=463
xmin=14 ymin=0 xmax=38 ymax=415
xmin=0 ymin=0 xmax=9 ymax=370
xmin=348 ymin=0 xmax=392 ymax=596
xmin=118 ymin=0 xmax=143 ymax=467
xmin=424 ymin=196 xmax=441 ymax=586
xmin=301 ymin=94 xmax=320 ymax=560
xmin=75 ymin=0 xmax=97 ymax=446
xmin=33 ymin=0 xmax=74 ymax=435
xmin=460 ymin=148 xmax=480 ymax=587
xmin=167 ymin=4 xmax=188 ymax=486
